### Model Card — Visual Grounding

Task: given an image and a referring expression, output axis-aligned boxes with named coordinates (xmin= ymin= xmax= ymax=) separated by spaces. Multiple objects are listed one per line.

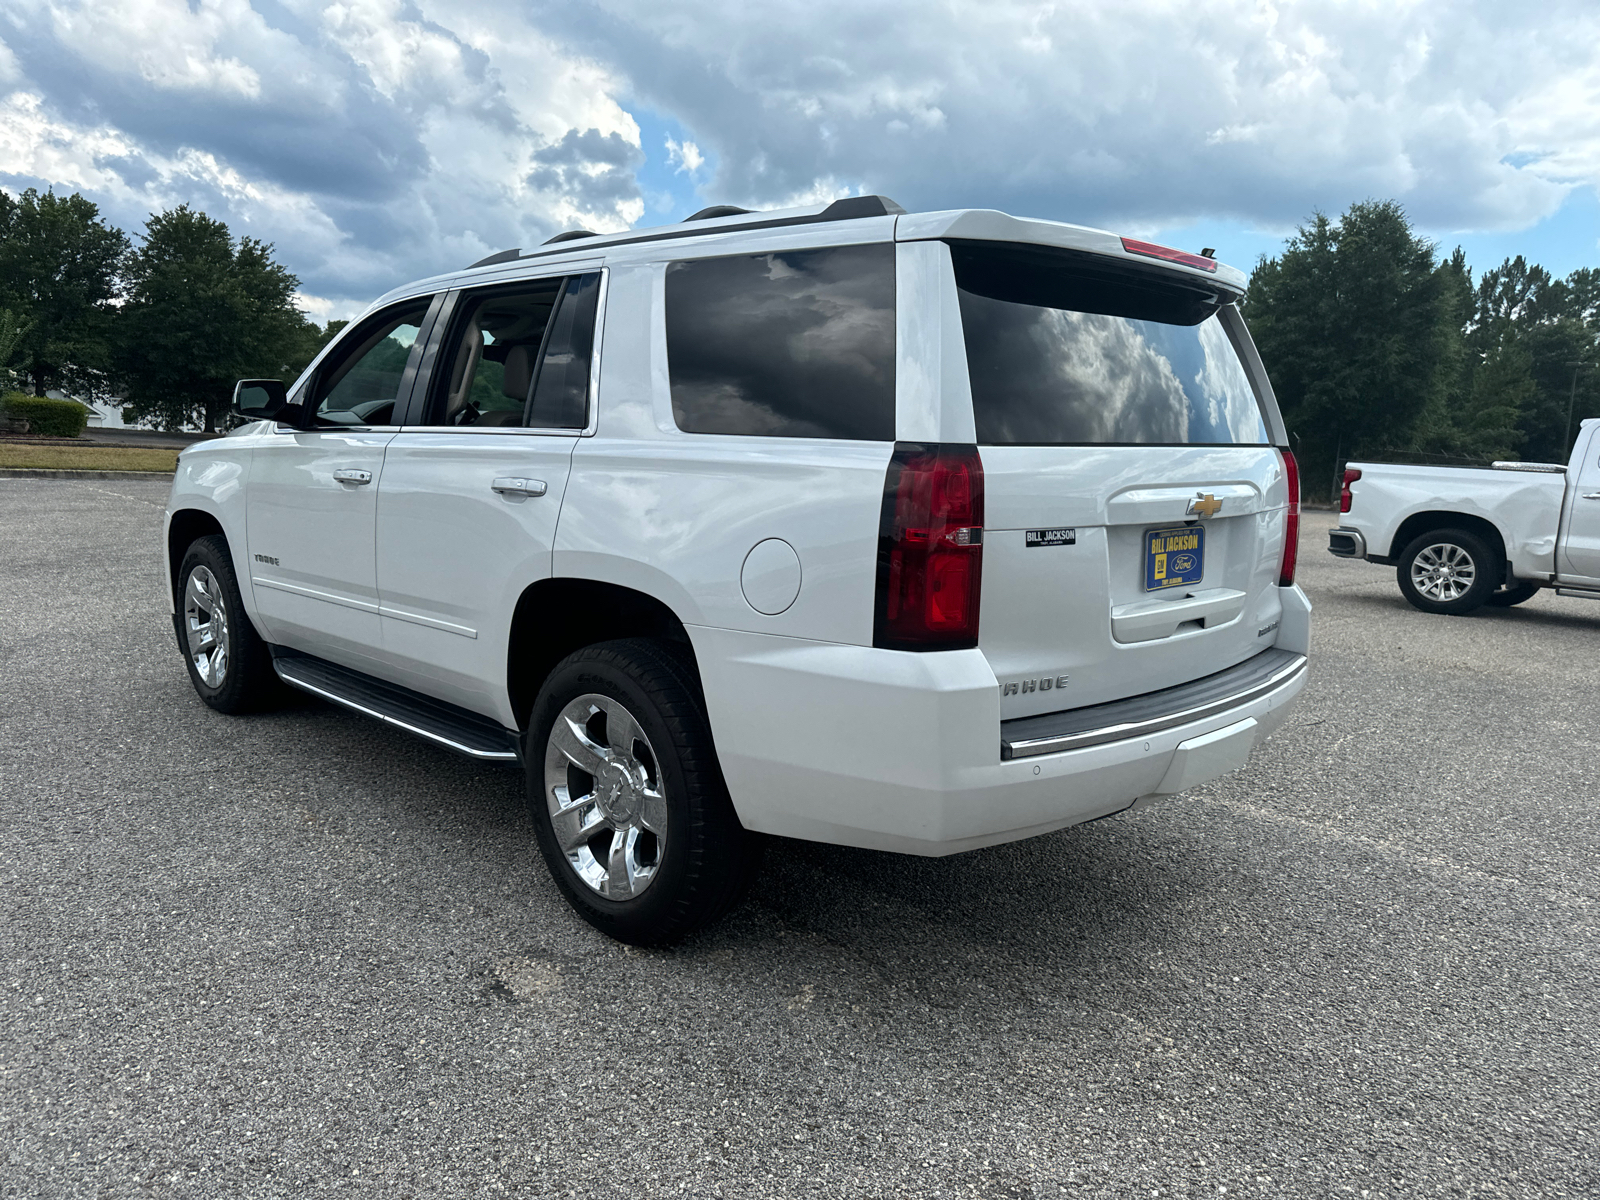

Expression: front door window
xmin=311 ymin=302 xmax=431 ymax=427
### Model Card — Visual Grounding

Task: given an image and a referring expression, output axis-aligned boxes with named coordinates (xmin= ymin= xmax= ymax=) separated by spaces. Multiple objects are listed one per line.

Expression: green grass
xmin=0 ymin=444 xmax=179 ymax=472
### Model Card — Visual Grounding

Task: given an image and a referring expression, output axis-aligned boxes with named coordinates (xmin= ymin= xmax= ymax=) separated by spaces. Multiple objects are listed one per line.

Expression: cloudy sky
xmin=2 ymin=0 xmax=1597 ymax=320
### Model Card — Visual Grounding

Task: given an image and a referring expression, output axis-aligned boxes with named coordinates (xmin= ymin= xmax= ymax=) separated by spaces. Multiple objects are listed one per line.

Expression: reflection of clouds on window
xmin=1191 ymin=317 xmax=1265 ymax=442
xmin=1045 ymin=310 xmax=1188 ymax=443
xmin=666 ymin=244 xmax=895 ymax=440
xmin=960 ymin=289 xmax=1267 ymax=446
xmin=675 ymin=380 xmax=832 ymax=438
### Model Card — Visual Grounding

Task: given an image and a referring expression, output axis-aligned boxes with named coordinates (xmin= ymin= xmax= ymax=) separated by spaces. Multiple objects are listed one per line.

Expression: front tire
xmin=1396 ymin=528 xmax=1498 ymax=615
xmin=526 ymin=638 xmax=762 ymax=946
xmin=176 ymin=535 xmax=282 ymax=713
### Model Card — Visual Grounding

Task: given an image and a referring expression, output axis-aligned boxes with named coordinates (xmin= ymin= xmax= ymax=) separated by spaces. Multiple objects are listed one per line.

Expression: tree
xmin=116 ymin=207 xmax=309 ymax=432
xmin=283 ymin=318 xmax=348 ymax=384
xmin=1518 ymin=318 xmax=1597 ymax=462
xmin=1247 ymin=200 xmax=1456 ymax=499
xmin=1458 ymin=338 xmax=1534 ymax=459
xmin=1557 ymin=267 xmax=1600 ymax=336
xmin=0 ymin=188 xmax=128 ymax=397
xmin=1470 ymin=255 xmax=1557 ymax=341
xmin=1461 ymin=257 xmax=1599 ymax=461
xmin=0 ymin=307 xmax=32 ymax=390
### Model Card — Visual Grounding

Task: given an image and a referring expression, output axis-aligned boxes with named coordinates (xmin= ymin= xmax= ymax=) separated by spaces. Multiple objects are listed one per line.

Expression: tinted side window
xmin=665 ymin=244 xmax=895 ymax=440
xmin=311 ymin=300 xmax=431 ymax=426
xmin=426 ymin=282 xmax=563 ymax=427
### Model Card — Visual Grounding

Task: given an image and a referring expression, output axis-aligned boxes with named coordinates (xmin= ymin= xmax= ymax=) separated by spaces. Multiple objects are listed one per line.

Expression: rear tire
xmin=176 ymin=535 xmax=283 ymax=713
xmin=1396 ymin=528 xmax=1498 ymax=615
xmin=526 ymin=638 xmax=762 ymax=946
xmin=1486 ymin=580 xmax=1541 ymax=608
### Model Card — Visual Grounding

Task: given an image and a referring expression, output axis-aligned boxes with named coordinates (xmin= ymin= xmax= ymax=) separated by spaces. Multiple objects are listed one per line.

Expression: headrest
xmin=502 ymin=344 xmax=534 ymax=401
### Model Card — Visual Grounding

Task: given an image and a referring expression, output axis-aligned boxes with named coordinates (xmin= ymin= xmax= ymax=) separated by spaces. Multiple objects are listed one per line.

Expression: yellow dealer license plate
xmin=1145 ymin=526 xmax=1205 ymax=591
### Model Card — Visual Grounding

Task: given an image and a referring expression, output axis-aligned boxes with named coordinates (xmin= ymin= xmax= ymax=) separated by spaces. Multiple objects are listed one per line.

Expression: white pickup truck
xmin=1329 ymin=417 xmax=1600 ymax=614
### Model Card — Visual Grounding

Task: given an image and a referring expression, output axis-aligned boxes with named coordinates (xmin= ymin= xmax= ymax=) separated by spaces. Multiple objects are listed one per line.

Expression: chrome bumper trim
xmin=1002 ymin=650 xmax=1307 ymax=760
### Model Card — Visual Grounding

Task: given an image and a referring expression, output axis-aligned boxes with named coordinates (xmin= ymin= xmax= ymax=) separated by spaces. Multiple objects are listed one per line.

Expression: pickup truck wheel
xmin=176 ymin=535 xmax=281 ymax=713
xmin=1486 ymin=581 xmax=1541 ymax=607
xmin=527 ymin=638 xmax=762 ymax=946
xmin=1396 ymin=529 xmax=1498 ymax=615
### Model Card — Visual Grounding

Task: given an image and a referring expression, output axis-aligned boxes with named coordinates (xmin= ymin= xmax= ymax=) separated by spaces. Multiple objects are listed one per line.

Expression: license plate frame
xmin=1145 ymin=525 xmax=1205 ymax=591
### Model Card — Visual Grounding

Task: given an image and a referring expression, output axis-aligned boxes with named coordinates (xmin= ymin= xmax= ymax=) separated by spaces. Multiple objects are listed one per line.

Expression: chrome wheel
xmin=184 ymin=565 xmax=230 ymax=687
xmin=542 ymin=693 xmax=668 ymax=900
xmin=1410 ymin=542 xmax=1477 ymax=602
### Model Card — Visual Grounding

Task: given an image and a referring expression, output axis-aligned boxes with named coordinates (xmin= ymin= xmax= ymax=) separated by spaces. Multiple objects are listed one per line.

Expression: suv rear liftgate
xmin=949 ymin=239 xmax=1303 ymax=757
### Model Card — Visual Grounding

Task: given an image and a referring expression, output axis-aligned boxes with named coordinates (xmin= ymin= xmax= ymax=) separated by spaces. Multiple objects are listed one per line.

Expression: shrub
xmin=1 ymin=393 xmax=89 ymax=437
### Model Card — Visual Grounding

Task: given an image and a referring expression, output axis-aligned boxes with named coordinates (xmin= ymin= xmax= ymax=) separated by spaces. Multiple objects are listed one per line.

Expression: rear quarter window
xmin=951 ymin=241 xmax=1269 ymax=446
xmin=664 ymin=243 xmax=895 ymax=440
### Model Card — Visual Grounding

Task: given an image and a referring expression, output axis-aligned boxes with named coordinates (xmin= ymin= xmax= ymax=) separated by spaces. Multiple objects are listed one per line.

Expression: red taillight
xmin=874 ymin=443 xmax=984 ymax=650
xmin=1340 ymin=467 xmax=1361 ymax=514
xmin=1278 ymin=449 xmax=1300 ymax=588
xmin=1119 ymin=237 xmax=1219 ymax=273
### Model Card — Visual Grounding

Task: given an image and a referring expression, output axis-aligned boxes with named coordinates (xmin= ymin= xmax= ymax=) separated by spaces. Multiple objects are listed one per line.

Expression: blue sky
xmin=2 ymin=1 xmax=1596 ymax=318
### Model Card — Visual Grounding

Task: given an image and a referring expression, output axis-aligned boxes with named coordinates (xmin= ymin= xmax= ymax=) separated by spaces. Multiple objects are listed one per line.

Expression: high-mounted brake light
xmin=874 ymin=443 xmax=985 ymax=650
xmin=1340 ymin=467 xmax=1361 ymax=514
xmin=1120 ymin=237 xmax=1219 ymax=273
xmin=1278 ymin=449 xmax=1300 ymax=588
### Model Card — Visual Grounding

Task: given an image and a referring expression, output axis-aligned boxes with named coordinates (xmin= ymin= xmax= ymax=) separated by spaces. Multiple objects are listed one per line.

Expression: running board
xmin=272 ymin=649 xmax=521 ymax=763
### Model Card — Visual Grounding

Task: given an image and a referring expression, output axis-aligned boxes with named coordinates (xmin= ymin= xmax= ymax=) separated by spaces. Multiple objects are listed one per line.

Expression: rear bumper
xmin=1001 ymin=647 xmax=1304 ymax=759
xmin=690 ymin=614 xmax=1309 ymax=857
xmin=1328 ymin=527 xmax=1366 ymax=558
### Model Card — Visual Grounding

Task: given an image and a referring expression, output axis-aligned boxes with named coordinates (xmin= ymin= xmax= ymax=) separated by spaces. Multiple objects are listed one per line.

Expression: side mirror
xmin=232 ymin=379 xmax=295 ymax=424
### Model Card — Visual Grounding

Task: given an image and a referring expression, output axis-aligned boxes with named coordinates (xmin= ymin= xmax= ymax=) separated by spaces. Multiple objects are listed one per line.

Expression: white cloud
xmin=0 ymin=92 xmax=137 ymax=195
xmin=1 ymin=0 xmax=1596 ymax=312
xmin=0 ymin=36 xmax=21 ymax=85
xmin=0 ymin=0 xmax=648 ymax=308
xmin=18 ymin=0 xmax=272 ymax=98
xmin=666 ymin=135 xmax=704 ymax=175
xmin=293 ymin=292 xmax=339 ymax=322
xmin=555 ymin=0 xmax=1598 ymax=233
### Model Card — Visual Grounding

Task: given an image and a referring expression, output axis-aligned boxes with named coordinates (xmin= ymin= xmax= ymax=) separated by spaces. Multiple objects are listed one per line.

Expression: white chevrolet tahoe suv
xmin=1329 ymin=419 xmax=1600 ymax=614
xmin=164 ymin=195 xmax=1310 ymax=944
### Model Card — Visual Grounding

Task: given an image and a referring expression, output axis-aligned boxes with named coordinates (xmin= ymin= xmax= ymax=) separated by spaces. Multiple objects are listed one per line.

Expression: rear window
xmin=665 ymin=243 xmax=895 ymax=440
xmin=950 ymin=241 xmax=1270 ymax=446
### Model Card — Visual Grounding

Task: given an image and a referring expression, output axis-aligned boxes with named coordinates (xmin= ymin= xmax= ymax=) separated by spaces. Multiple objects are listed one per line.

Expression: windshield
xmin=950 ymin=241 xmax=1270 ymax=446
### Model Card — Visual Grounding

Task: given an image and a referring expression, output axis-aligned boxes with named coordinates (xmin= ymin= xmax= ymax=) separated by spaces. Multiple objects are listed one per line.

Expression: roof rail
xmin=463 ymin=195 xmax=906 ymax=270
xmin=466 ymin=248 xmax=521 ymax=268
xmin=816 ymin=195 xmax=905 ymax=219
xmin=686 ymin=205 xmax=752 ymax=221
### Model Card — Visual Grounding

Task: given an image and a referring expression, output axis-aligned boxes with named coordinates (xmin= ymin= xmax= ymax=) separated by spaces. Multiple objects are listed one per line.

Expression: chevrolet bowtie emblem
xmin=1187 ymin=492 xmax=1223 ymax=518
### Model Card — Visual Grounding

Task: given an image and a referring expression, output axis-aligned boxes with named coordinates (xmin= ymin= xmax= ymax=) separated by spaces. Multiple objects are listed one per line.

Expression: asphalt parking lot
xmin=2 ymin=476 xmax=1596 ymax=1199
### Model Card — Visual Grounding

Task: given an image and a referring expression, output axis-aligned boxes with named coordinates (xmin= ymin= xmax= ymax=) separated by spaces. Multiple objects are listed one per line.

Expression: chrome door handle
xmin=332 ymin=468 xmax=372 ymax=485
xmin=1583 ymin=492 xmax=1600 ymax=500
xmin=491 ymin=477 xmax=548 ymax=498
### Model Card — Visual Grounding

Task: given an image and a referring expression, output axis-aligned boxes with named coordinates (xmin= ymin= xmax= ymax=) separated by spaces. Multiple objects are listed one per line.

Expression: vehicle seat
xmin=468 ymin=344 xmax=534 ymax=426
xmin=444 ymin=322 xmax=482 ymax=423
